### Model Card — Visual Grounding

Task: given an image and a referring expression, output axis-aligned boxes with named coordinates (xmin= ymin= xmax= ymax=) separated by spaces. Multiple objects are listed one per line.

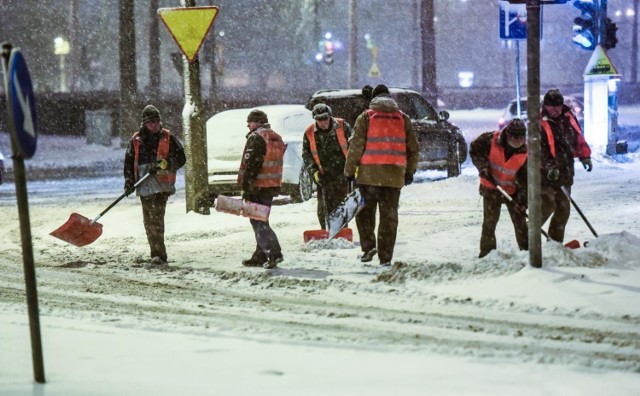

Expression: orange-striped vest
xmin=540 ymin=111 xmax=591 ymax=159
xmin=360 ymin=109 xmax=407 ymax=166
xmin=304 ymin=118 xmax=348 ymax=174
xmin=238 ymin=128 xmax=286 ymax=188
xmin=480 ymin=131 xmax=527 ymax=195
xmin=133 ymin=128 xmax=176 ymax=184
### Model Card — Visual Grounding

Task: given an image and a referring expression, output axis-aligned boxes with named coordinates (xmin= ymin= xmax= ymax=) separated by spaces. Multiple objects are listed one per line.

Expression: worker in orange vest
xmin=470 ymin=119 xmax=528 ymax=258
xmin=302 ymin=103 xmax=353 ymax=229
xmin=123 ymin=105 xmax=186 ymax=267
xmin=238 ymin=109 xmax=286 ymax=269
xmin=539 ymin=88 xmax=592 ymax=243
xmin=344 ymin=85 xmax=419 ymax=266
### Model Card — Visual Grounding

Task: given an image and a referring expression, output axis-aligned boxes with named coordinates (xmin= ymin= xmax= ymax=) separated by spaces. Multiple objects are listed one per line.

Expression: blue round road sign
xmin=7 ymin=49 xmax=38 ymax=159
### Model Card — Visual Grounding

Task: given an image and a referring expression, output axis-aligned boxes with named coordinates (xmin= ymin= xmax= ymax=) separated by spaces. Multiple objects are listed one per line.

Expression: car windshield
xmin=394 ymin=93 xmax=439 ymax=120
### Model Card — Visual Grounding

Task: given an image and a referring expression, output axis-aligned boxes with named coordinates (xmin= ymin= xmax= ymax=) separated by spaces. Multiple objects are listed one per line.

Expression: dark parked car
xmin=306 ymin=87 xmax=467 ymax=177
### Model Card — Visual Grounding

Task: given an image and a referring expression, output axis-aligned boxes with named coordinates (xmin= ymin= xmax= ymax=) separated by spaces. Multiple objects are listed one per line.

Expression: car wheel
xmin=447 ymin=139 xmax=462 ymax=178
xmin=291 ymin=167 xmax=314 ymax=203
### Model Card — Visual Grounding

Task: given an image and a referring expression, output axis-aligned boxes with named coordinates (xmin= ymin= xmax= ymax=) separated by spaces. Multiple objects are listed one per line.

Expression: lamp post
xmin=54 ymin=37 xmax=70 ymax=92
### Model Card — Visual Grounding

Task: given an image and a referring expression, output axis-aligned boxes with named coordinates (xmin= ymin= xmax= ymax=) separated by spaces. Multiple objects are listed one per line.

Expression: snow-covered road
xmin=1 ymin=108 xmax=639 ymax=394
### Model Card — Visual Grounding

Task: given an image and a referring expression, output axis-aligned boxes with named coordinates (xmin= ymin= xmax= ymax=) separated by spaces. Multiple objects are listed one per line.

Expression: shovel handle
xmin=91 ymin=172 xmax=152 ymax=223
xmin=560 ymin=186 xmax=598 ymax=238
xmin=495 ymin=185 xmax=550 ymax=240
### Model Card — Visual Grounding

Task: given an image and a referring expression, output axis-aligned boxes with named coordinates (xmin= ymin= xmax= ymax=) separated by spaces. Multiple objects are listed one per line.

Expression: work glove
xmin=547 ymin=168 xmax=560 ymax=182
xmin=513 ymin=202 xmax=527 ymax=215
xmin=157 ymin=158 xmax=168 ymax=170
xmin=404 ymin=172 xmax=414 ymax=186
xmin=313 ymin=170 xmax=324 ymax=186
xmin=580 ymin=157 xmax=592 ymax=172
xmin=124 ymin=178 xmax=134 ymax=197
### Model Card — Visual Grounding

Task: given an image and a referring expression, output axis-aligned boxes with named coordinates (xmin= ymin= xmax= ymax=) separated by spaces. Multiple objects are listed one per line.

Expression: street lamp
xmin=54 ymin=37 xmax=70 ymax=92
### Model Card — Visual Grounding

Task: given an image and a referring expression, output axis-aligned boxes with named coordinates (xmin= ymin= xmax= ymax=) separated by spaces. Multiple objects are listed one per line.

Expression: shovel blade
xmin=50 ymin=213 xmax=103 ymax=247
xmin=564 ymin=239 xmax=581 ymax=249
xmin=303 ymin=227 xmax=353 ymax=243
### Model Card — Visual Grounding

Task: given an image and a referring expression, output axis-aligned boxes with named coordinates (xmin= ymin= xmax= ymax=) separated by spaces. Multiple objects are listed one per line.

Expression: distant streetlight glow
xmin=54 ymin=37 xmax=70 ymax=92
xmin=458 ymin=71 xmax=474 ymax=88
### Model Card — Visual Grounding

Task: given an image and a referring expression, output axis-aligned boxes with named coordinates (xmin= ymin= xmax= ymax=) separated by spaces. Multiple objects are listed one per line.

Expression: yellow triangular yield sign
xmin=158 ymin=6 xmax=219 ymax=63
xmin=584 ymin=44 xmax=620 ymax=76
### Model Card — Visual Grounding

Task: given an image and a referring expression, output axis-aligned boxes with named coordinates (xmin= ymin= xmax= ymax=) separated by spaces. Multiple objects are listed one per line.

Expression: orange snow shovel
xmin=50 ymin=173 xmax=151 ymax=247
xmin=303 ymin=187 xmax=353 ymax=243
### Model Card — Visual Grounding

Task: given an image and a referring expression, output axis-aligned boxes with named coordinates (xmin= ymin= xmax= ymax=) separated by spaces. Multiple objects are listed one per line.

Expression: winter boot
xmin=360 ymin=248 xmax=377 ymax=263
xmin=263 ymin=256 xmax=283 ymax=269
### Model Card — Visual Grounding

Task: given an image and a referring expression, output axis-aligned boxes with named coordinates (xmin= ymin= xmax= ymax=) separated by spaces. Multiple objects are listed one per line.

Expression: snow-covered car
xmin=498 ymin=95 xmax=584 ymax=130
xmin=206 ymin=105 xmax=315 ymax=202
xmin=306 ymin=87 xmax=467 ymax=178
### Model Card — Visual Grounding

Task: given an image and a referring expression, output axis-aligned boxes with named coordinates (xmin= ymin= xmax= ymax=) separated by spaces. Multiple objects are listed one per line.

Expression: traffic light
xmin=602 ymin=17 xmax=618 ymax=50
xmin=315 ymin=33 xmax=335 ymax=65
xmin=572 ymin=0 xmax=596 ymax=50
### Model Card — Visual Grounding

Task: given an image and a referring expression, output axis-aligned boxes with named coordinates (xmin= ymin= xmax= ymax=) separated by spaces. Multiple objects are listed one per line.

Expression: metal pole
xmin=632 ymin=0 xmax=638 ymax=83
xmin=515 ymin=40 xmax=522 ymax=118
xmin=526 ymin=0 xmax=542 ymax=268
xmin=181 ymin=0 xmax=210 ymax=215
xmin=348 ymin=0 xmax=357 ymax=88
xmin=1 ymin=42 xmax=46 ymax=383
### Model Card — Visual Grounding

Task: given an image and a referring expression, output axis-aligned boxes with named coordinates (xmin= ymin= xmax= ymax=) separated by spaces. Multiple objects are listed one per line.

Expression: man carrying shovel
xmin=470 ymin=118 xmax=529 ymax=258
xmin=123 ymin=105 xmax=186 ymax=267
xmin=239 ymin=109 xmax=286 ymax=269
xmin=302 ymin=103 xmax=353 ymax=232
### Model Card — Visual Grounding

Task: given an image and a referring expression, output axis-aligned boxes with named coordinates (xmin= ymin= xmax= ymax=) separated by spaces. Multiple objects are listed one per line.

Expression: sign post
xmin=158 ymin=4 xmax=219 ymax=215
xmin=1 ymin=42 xmax=45 ymax=383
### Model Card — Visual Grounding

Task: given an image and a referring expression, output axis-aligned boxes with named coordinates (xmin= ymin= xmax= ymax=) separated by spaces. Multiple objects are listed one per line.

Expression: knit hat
xmin=141 ymin=105 xmax=161 ymax=123
xmin=312 ymin=103 xmax=332 ymax=120
xmin=503 ymin=118 xmax=527 ymax=138
xmin=543 ymin=89 xmax=564 ymax=106
xmin=362 ymin=85 xmax=374 ymax=100
xmin=247 ymin=109 xmax=268 ymax=124
xmin=371 ymin=84 xmax=390 ymax=98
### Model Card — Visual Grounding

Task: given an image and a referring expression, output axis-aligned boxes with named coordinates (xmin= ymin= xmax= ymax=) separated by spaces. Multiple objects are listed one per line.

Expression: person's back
xmin=344 ymin=84 xmax=419 ymax=267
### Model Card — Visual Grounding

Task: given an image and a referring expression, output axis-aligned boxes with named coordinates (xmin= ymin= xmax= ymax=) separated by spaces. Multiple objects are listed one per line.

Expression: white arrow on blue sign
xmin=499 ymin=1 xmax=543 ymax=40
xmin=7 ymin=49 xmax=38 ymax=159
xmin=499 ymin=1 xmax=528 ymax=40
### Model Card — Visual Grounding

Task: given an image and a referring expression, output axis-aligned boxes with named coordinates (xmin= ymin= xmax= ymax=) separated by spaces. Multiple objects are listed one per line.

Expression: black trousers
xmin=541 ymin=184 xmax=572 ymax=242
xmin=480 ymin=191 xmax=528 ymax=257
xmin=316 ymin=180 xmax=349 ymax=229
xmin=355 ymin=185 xmax=401 ymax=264
xmin=246 ymin=194 xmax=282 ymax=261
xmin=140 ymin=192 xmax=170 ymax=261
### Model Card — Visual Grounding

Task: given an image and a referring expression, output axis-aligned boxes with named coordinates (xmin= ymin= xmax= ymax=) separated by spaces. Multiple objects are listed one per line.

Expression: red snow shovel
xmin=50 ymin=173 xmax=151 ymax=247
xmin=495 ymin=185 xmax=581 ymax=249
xmin=303 ymin=186 xmax=353 ymax=243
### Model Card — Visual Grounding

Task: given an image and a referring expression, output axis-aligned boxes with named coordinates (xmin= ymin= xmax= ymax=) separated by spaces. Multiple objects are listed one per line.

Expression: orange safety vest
xmin=540 ymin=111 xmax=591 ymax=159
xmin=479 ymin=131 xmax=527 ymax=195
xmin=304 ymin=118 xmax=348 ymax=174
xmin=360 ymin=109 xmax=407 ymax=166
xmin=132 ymin=128 xmax=176 ymax=184
xmin=238 ymin=128 xmax=286 ymax=188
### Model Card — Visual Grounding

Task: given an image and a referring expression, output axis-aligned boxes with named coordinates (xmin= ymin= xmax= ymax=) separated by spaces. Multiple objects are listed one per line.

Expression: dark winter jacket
xmin=540 ymin=106 xmax=590 ymax=187
xmin=344 ymin=96 xmax=419 ymax=189
xmin=239 ymin=124 xmax=281 ymax=199
xmin=302 ymin=117 xmax=353 ymax=184
xmin=123 ymin=125 xmax=186 ymax=194
xmin=470 ymin=131 xmax=527 ymax=205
